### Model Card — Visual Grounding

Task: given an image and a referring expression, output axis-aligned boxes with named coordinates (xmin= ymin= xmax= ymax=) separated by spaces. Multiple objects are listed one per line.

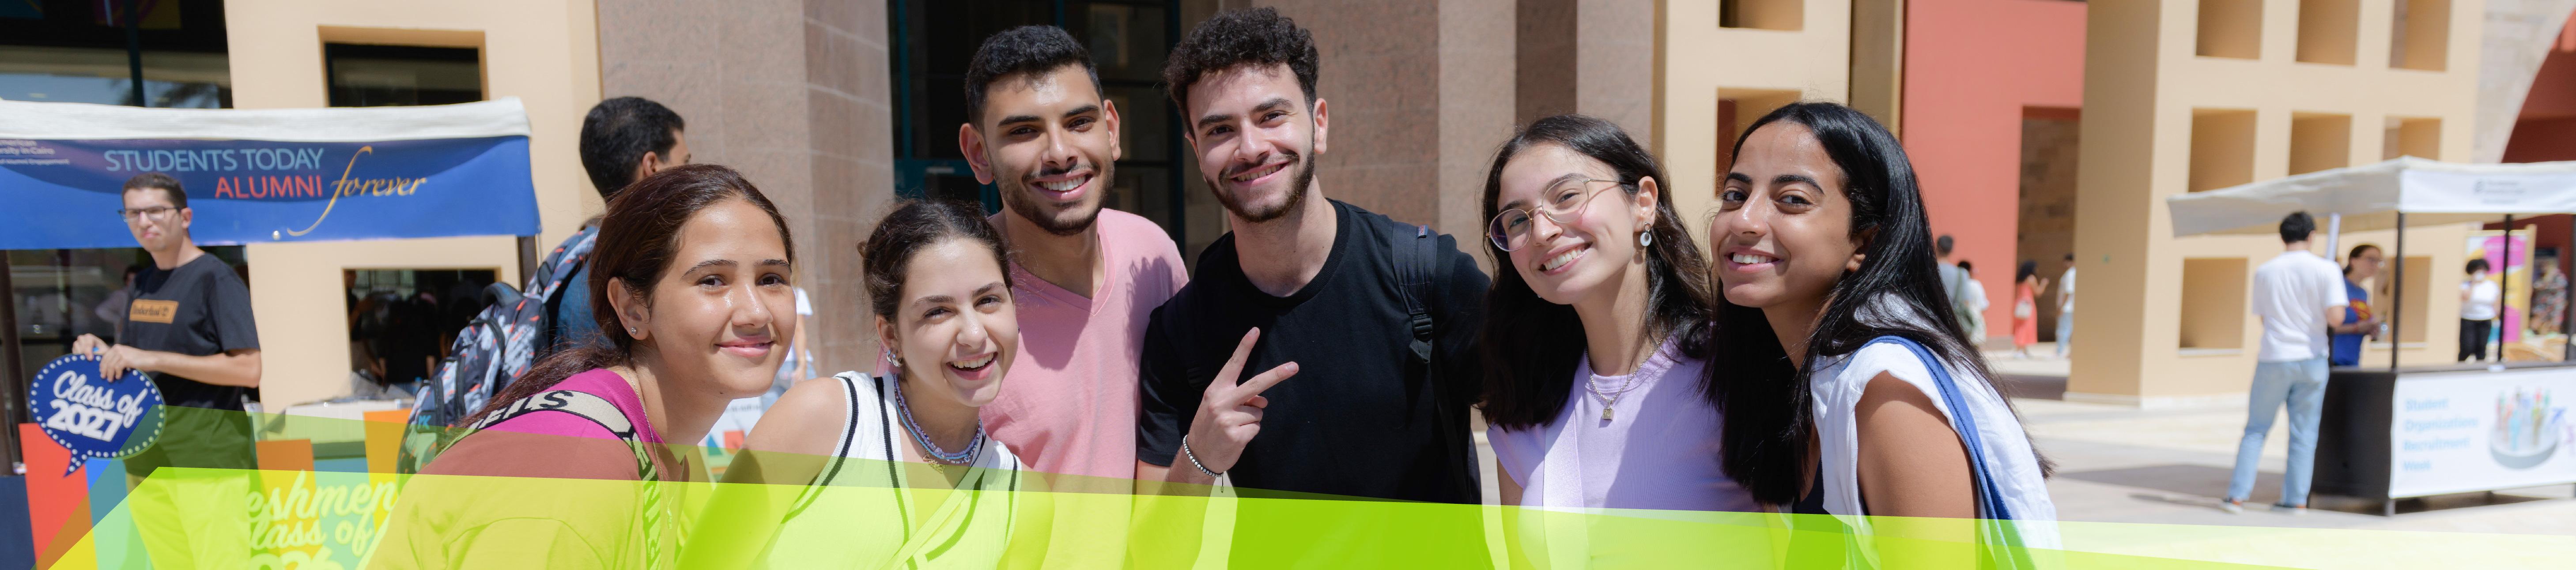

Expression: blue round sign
xmin=30 ymin=354 xmax=165 ymax=475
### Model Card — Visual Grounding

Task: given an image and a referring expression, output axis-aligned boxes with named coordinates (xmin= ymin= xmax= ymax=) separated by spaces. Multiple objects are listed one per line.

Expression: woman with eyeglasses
xmin=1477 ymin=115 xmax=1756 ymax=567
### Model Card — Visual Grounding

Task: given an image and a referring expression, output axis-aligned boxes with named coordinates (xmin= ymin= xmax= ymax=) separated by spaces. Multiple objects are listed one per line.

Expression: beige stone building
xmin=11 ymin=0 xmax=2576 ymax=435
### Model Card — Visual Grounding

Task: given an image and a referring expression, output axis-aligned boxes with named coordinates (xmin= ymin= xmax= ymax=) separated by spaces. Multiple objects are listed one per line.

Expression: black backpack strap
xmin=1392 ymin=225 xmax=1478 ymax=495
xmin=1394 ymin=225 xmax=1439 ymax=364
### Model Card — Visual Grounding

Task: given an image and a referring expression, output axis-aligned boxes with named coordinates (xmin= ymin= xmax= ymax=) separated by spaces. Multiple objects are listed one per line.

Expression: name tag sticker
xmin=130 ymin=299 xmax=177 ymax=323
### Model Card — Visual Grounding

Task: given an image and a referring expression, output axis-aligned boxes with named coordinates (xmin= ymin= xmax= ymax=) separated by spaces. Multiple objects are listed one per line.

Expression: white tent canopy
xmin=2166 ymin=157 xmax=2576 ymax=237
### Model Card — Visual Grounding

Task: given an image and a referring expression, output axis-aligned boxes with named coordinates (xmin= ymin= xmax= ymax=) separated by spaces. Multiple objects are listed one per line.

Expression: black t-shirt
xmin=121 ymin=253 xmax=261 ymax=475
xmin=1137 ymin=200 xmax=1491 ymax=562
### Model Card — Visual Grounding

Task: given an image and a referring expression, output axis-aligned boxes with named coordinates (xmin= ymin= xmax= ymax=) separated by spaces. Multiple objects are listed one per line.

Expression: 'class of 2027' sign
xmin=31 ymin=354 xmax=165 ymax=476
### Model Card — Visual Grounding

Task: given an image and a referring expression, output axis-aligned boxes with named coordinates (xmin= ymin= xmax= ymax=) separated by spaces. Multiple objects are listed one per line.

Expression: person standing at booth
xmin=2224 ymin=211 xmax=2346 ymax=514
xmin=2460 ymin=258 xmax=2501 ymax=362
xmin=71 ymin=172 xmax=263 ymax=568
xmin=2329 ymin=244 xmax=2385 ymax=367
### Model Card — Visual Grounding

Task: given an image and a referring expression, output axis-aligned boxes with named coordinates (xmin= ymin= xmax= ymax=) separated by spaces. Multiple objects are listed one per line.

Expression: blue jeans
xmin=2055 ymin=311 xmax=2074 ymax=358
xmin=2227 ymin=357 xmax=2330 ymax=506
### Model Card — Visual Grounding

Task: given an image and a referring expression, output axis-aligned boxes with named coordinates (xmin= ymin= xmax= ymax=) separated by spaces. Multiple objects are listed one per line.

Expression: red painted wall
xmin=1902 ymin=0 xmax=2088 ymax=341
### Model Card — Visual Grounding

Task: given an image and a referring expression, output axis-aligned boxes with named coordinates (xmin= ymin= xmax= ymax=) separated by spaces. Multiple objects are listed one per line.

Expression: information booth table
xmin=2169 ymin=158 xmax=2576 ymax=514
xmin=2315 ymin=362 xmax=2576 ymax=515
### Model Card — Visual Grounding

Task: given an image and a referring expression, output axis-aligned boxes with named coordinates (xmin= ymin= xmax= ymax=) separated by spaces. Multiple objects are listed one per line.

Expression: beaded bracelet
xmin=1181 ymin=434 xmax=1221 ymax=479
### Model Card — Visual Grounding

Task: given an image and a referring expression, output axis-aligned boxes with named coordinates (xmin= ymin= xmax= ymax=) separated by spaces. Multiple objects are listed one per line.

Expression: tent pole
xmin=0 ymin=256 xmax=21 ymax=466
xmin=2392 ymin=214 xmax=2407 ymax=372
xmin=2502 ymin=214 xmax=2516 ymax=363
xmin=2564 ymin=214 xmax=2575 ymax=361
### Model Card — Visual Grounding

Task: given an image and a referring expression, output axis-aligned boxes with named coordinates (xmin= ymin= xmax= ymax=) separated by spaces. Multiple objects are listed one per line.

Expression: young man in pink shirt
xmin=957 ymin=23 xmax=1188 ymax=551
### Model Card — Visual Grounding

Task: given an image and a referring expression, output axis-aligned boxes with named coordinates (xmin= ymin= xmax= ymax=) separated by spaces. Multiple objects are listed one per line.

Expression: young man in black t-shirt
xmin=72 ymin=173 xmax=262 ymax=567
xmin=1133 ymin=8 xmax=1490 ymax=565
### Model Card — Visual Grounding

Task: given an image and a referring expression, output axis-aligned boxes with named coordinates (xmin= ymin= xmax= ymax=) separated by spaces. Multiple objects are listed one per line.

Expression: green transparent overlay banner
xmin=33 ymin=408 xmax=2576 ymax=568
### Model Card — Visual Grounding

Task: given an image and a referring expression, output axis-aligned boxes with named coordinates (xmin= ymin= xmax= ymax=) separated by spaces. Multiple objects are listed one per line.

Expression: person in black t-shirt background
xmin=1132 ymin=8 xmax=1490 ymax=566
xmin=71 ymin=172 xmax=262 ymax=568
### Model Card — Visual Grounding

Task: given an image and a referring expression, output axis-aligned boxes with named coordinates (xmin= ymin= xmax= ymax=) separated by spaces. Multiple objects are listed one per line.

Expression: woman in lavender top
xmin=1477 ymin=115 xmax=1758 ymax=566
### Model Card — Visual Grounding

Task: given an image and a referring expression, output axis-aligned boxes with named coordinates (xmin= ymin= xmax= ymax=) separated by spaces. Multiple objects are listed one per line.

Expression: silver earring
xmin=627 ymin=326 xmax=638 ymax=334
xmin=1638 ymin=232 xmax=1653 ymax=247
xmin=883 ymin=348 xmax=903 ymax=367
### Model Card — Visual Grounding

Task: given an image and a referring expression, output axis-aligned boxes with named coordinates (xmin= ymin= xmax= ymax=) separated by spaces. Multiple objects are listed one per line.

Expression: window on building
xmin=2189 ymin=109 xmax=2258 ymax=192
xmin=2385 ymin=116 xmax=2441 ymax=160
xmin=325 ymin=44 xmax=481 ymax=107
xmin=2296 ymin=0 xmax=2360 ymax=65
xmin=344 ymin=270 xmax=496 ymax=387
xmin=2197 ymin=0 xmax=2263 ymax=60
xmin=1718 ymin=0 xmax=1802 ymax=31
xmin=890 ymin=0 xmax=1201 ymax=257
xmin=2390 ymin=0 xmax=2451 ymax=71
xmin=2179 ymin=257 xmax=2250 ymax=350
xmin=2289 ymin=112 xmax=2353 ymax=175
xmin=0 ymin=0 xmax=231 ymax=107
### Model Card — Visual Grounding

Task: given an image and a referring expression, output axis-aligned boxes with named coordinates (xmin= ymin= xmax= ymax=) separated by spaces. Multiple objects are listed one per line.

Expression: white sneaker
xmin=2219 ymin=499 xmax=2244 ymax=514
xmin=2271 ymin=503 xmax=2308 ymax=516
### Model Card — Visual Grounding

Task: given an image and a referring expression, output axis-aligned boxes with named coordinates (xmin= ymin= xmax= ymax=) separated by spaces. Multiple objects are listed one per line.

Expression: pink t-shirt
xmin=980 ymin=209 xmax=1187 ymax=481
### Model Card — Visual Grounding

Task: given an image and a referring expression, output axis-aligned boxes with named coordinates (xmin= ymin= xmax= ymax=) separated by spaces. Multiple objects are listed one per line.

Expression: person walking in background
xmin=554 ymin=97 xmax=691 ymax=353
xmin=2460 ymin=258 xmax=2501 ymax=362
xmin=2011 ymin=260 xmax=2045 ymax=359
xmin=1958 ymin=260 xmax=1990 ymax=344
xmin=2330 ymin=244 xmax=2386 ymax=367
xmin=1474 ymin=115 xmax=1755 ymax=566
xmin=70 ymin=173 xmax=264 ymax=569
xmin=2055 ymin=253 xmax=2077 ymax=359
xmin=1707 ymin=102 xmax=2057 ymax=564
xmin=2224 ymin=211 xmax=2346 ymax=514
xmin=1935 ymin=235 xmax=1978 ymax=342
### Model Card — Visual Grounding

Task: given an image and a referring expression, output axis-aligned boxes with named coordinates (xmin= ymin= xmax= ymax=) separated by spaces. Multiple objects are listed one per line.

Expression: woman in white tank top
xmin=685 ymin=201 xmax=1049 ymax=568
xmin=1704 ymin=103 xmax=2058 ymax=567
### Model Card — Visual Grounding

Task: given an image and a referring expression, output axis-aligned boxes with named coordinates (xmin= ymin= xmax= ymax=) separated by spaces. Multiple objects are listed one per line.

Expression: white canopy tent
xmin=2166 ymin=157 xmax=2576 ymax=369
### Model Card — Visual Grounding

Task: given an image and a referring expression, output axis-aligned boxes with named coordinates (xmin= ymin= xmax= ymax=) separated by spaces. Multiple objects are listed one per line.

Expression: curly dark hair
xmin=1162 ymin=7 xmax=1320 ymax=115
xmin=965 ymin=25 xmax=1103 ymax=125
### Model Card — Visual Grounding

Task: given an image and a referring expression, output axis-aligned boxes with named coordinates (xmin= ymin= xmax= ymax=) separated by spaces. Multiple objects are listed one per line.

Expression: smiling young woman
xmin=1474 ymin=114 xmax=1755 ymax=566
xmin=378 ymin=164 xmax=799 ymax=569
xmin=699 ymin=199 xmax=1048 ymax=569
xmin=1704 ymin=102 xmax=2058 ymax=566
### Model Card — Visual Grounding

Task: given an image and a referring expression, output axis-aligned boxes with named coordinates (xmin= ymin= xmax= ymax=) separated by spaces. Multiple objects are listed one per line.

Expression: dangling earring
xmin=883 ymin=347 xmax=903 ymax=367
xmin=1638 ymin=232 xmax=1653 ymax=248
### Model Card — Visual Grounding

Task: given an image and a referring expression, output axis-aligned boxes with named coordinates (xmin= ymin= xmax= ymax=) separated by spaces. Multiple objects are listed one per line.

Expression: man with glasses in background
xmin=72 ymin=172 xmax=264 ymax=567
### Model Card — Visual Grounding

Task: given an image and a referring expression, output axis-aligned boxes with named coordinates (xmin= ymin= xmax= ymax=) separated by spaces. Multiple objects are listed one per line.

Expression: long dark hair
xmin=862 ymin=200 xmax=1013 ymax=323
xmin=1708 ymin=102 xmax=2043 ymax=506
xmin=1477 ymin=114 xmax=1712 ymax=428
xmin=459 ymin=164 xmax=793 ymax=427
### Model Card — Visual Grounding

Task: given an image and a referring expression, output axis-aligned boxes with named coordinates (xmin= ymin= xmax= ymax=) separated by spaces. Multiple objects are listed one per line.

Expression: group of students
xmin=374 ymin=8 xmax=2058 ymax=567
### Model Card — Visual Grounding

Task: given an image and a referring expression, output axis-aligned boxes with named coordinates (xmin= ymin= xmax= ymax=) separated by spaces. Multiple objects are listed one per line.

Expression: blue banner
xmin=0 ymin=136 xmax=540 ymax=249
xmin=30 ymin=354 xmax=165 ymax=476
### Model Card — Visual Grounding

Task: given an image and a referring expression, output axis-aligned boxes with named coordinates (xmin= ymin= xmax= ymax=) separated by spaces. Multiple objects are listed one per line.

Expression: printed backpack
xmin=398 ymin=226 xmax=599 ymax=472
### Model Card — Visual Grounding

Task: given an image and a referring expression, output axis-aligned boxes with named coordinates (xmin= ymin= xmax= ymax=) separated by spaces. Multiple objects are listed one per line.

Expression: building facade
xmin=10 ymin=0 xmax=2576 ymax=426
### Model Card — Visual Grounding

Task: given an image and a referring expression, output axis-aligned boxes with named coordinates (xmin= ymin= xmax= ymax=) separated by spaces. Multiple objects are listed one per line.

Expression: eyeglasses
xmin=117 ymin=206 xmax=177 ymax=223
xmin=1487 ymin=178 xmax=1630 ymax=252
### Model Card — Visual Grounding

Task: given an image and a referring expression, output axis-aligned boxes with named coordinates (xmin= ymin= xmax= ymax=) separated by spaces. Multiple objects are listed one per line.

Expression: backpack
xmin=1392 ymin=224 xmax=1481 ymax=497
xmin=398 ymin=226 xmax=599 ymax=473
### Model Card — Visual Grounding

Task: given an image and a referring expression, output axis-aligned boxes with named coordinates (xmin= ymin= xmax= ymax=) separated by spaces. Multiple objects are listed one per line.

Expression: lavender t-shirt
xmin=1487 ymin=338 xmax=1756 ymax=512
